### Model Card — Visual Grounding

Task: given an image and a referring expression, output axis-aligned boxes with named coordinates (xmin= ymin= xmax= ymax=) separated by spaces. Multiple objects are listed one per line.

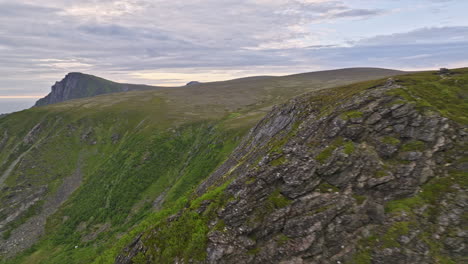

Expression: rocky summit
xmin=34 ymin=73 xmax=159 ymax=107
xmin=117 ymin=71 xmax=467 ymax=263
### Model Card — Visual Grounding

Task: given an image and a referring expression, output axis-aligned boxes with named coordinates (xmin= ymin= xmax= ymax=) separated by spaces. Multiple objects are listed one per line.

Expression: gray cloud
xmin=359 ymin=26 xmax=468 ymax=46
xmin=329 ymin=8 xmax=384 ymax=19
xmin=0 ymin=0 xmax=466 ymax=98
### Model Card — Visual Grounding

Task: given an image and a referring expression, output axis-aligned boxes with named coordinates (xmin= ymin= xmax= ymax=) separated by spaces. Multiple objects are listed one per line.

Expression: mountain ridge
xmin=33 ymin=68 xmax=405 ymax=107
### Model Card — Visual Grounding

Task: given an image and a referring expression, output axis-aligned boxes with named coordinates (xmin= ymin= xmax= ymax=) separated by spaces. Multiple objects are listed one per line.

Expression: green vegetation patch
xmin=277 ymin=234 xmax=290 ymax=245
xmin=388 ymin=68 xmax=468 ymax=125
xmin=344 ymin=141 xmax=356 ymax=155
xmin=316 ymin=182 xmax=340 ymax=193
xmin=316 ymin=137 xmax=344 ymax=163
xmin=374 ymin=170 xmax=388 ymax=178
xmin=140 ymin=181 xmax=232 ymax=263
xmin=400 ymin=140 xmax=426 ymax=152
xmin=381 ymin=221 xmax=410 ymax=248
xmin=247 ymin=247 xmax=261 ymax=255
xmin=308 ymin=78 xmax=386 ymax=117
xmin=386 ymin=171 xmax=466 ymax=214
xmin=310 ymin=204 xmax=333 ymax=215
xmin=353 ymin=195 xmax=366 ymax=205
xmin=269 ymin=155 xmax=287 ymax=166
xmin=349 ymin=249 xmax=372 ymax=264
xmin=348 ymin=235 xmax=378 ymax=264
xmin=382 ymin=136 xmax=401 ymax=146
xmin=267 ymin=189 xmax=292 ymax=209
xmin=340 ymin=110 xmax=364 ymax=120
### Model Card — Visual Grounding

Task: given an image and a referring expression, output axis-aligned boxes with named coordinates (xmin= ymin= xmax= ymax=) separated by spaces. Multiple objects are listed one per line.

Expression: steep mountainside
xmin=34 ymin=73 xmax=159 ymax=106
xmin=0 ymin=68 xmax=402 ymax=263
xmin=116 ymin=69 xmax=467 ymax=263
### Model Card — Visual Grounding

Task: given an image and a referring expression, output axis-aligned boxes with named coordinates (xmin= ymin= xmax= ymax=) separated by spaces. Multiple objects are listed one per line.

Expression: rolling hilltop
xmin=33 ymin=68 xmax=403 ymax=108
xmin=1 ymin=68 xmax=466 ymax=264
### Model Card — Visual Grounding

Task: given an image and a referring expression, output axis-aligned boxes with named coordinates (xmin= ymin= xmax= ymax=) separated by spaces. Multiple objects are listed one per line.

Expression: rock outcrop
xmin=117 ymin=77 xmax=467 ymax=263
xmin=34 ymin=73 xmax=158 ymax=107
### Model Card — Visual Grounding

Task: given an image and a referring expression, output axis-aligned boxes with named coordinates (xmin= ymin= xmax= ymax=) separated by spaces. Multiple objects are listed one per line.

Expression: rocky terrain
xmin=116 ymin=69 xmax=467 ymax=263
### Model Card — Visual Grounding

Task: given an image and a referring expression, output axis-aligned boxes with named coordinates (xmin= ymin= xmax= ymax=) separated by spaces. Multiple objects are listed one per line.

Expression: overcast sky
xmin=0 ymin=0 xmax=467 ymax=99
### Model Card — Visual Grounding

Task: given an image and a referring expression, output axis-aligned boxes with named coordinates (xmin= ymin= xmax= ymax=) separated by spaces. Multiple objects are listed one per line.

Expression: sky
xmin=0 ymin=0 xmax=467 ymax=113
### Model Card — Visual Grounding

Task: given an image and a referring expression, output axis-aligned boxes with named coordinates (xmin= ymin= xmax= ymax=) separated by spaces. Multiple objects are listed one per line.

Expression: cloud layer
xmin=0 ymin=0 xmax=467 ymax=96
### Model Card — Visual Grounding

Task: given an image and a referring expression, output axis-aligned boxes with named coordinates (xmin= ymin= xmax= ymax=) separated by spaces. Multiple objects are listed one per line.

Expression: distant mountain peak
xmin=34 ymin=73 xmax=158 ymax=107
xmin=186 ymin=81 xmax=201 ymax=86
xmin=34 ymin=72 xmax=93 ymax=107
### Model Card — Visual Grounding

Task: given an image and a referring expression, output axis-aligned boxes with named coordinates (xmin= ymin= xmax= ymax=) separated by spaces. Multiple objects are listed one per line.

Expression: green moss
xmin=348 ymin=235 xmax=379 ymax=264
xmin=269 ymin=156 xmax=287 ymax=166
xmin=344 ymin=141 xmax=355 ymax=155
xmin=386 ymin=99 xmax=406 ymax=106
xmin=341 ymin=110 xmax=364 ymax=120
xmin=316 ymin=182 xmax=339 ymax=193
xmin=316 ymin=137 xmax=344 ymax=163
xmin=190 ymin=180 xmax=232 ymax=210
xmin=385 ymin=196 xmax=425 ymax=213
xmin=310 ymin=204 xmax=332 ymax=214
xmin=381 ymin=221 xmax=410 ymax=248
xmin=248 ymin=189 xmax=292 ymax=226
xmin=382 ymin=136 xmax=400 ymax=145
xmin=349 ymin=249 xmax=372 ymax=264
xmin=353 ymin=195 xmax=366 ymax=205
xmin=247 ymin=247 xmax=261 ymax=255
xmin=268 ymin=137 xmax=288 ymax=154
xmin=2 ymin=229 xmax=12 ymax=240
xmin=214 ymin=220 xmax=226 ymax=232
xmin=400 ymin=140 xmax=426 ymax=152
xmin=268 ymin=189 xmax=292 ymax=209
xmin=386 ymin=172 xmax=466 ymax=215
xmin=418 ymin=231 xmax=456 ymax=264
xmin=245 ymin=177 xmax=256 ymax=184
xmin=374 ymin=170 xmax=388 ymax=178
xmin=277 ymin=234 xmax=290 ymax=245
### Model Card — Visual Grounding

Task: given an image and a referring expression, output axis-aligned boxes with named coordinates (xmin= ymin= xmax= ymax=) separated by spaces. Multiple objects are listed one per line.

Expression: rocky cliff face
xmin=116 ymin=73 xmax=467 ymax=263
xmin=34 ymin=73 xmax=155 ymax=107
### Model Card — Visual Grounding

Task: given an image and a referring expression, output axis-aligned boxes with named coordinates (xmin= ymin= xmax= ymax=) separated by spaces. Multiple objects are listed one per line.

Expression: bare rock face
xmin=34 ymin=73 xmax=141 ymax=107
xmin=35 ymin=73 xmax=91 ymax=106
xmin=117 ymin=80 xmax=467 ymax=264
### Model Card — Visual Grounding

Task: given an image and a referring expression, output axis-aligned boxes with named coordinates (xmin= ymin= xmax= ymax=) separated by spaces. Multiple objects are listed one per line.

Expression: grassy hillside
xmin=0 ymin=68 xmax=403 ymax=263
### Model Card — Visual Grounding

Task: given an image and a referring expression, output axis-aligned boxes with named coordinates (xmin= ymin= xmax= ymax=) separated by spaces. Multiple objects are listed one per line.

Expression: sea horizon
xmin=0 ymin=98 xmax=37 ymax=115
